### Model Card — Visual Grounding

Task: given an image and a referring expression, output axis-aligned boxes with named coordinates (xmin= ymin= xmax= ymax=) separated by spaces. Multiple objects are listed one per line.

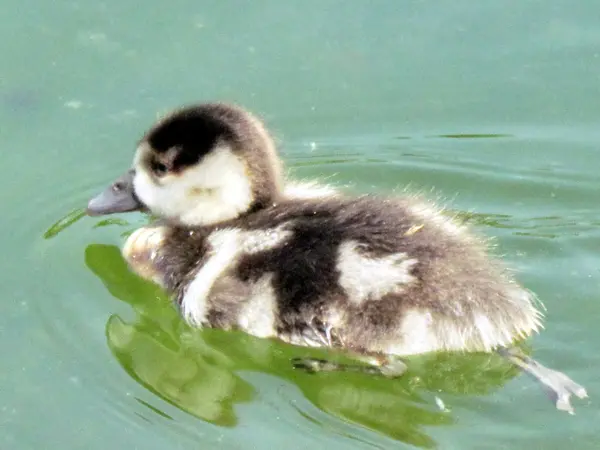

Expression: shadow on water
xmin=83 ymin=241 xmax=526 ymax=449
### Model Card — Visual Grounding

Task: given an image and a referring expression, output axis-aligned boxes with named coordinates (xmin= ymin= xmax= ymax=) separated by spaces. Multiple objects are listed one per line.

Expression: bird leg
xmin=293 ymin=318 xmax=407 ymax=377
xmin=497 ymin=346 xmax=588 ymax=414
xmin=291 ymin=353 xmax=407 ymax=378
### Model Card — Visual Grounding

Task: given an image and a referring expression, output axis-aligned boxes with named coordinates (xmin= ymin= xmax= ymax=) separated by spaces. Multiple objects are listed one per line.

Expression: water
xmin=2 ymin=1 xmax=599 ymax=448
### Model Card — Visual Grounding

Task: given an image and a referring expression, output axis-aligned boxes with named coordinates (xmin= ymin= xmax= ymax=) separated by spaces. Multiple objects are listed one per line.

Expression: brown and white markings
xmin=87 ymin=102 xmax=587 ymax=414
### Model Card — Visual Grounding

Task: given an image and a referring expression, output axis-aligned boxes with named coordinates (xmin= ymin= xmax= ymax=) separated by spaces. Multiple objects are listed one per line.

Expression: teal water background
xmin=2 ymin=1 xmax=600 ymax=448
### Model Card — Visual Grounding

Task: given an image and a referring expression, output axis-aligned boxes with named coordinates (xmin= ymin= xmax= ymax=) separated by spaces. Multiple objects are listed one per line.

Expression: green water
xmin=2 ymin=1 xmax=599 ymax=448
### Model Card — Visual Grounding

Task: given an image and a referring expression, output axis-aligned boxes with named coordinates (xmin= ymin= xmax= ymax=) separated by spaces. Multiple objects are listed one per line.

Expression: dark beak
xmin=86 ymin=169 xmax=143 ymax=216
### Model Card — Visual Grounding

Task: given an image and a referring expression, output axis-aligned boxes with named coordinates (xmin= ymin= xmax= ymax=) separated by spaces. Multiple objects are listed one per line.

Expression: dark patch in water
xmin=1 ymin=88 xmax=40 ymax=113
xmin=432 ymin=133 xmax=513 ymax=139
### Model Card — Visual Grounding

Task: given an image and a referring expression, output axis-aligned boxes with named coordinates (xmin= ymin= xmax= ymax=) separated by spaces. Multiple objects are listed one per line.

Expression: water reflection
xmin=84 ymin=241 xmax=527 ymax=448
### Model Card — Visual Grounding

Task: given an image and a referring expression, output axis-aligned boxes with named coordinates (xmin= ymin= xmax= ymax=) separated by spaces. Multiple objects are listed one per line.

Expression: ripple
xmin=25 ymin=136 xmax=597 ymax=448
xmin=432 ymin=133 xmax=513 ymax=139
xmin=454 ymin=210 xmax=600 ymax=239
xmin=18 ymin=165 xmax=174 ymax=440
xmin=24 ymin=164 xmax=134 ymax=240
xmin=43 ymin=208 xmax=87 ymax=239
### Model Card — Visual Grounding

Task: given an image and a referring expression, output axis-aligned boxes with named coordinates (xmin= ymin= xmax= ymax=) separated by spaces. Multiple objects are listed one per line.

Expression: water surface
xmin=2 ymin=1 xmax=599 ymax=448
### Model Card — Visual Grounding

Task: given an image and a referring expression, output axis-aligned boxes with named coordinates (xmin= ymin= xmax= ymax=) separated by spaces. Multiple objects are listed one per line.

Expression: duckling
xmin=87 ymin=102 xmax=586 ymax=413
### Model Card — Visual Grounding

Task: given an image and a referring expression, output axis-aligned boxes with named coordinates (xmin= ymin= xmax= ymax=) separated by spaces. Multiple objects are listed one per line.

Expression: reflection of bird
xmin=83 ymin=243 xmax=520 ymax=448
xmin=84 ymin=243 xmax=254 ymax=427
xmin=87 ymin=102 xmax=586 ymax=413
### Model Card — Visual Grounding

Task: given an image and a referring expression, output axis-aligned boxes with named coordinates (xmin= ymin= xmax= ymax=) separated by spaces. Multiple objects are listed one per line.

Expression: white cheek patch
xmin=133 ymin=144 xmax=254 ymax=226
xmin=180 ymin=223 xmax=293 ymax=327
xmin=337 ymin=240 xmax=418 ymax=304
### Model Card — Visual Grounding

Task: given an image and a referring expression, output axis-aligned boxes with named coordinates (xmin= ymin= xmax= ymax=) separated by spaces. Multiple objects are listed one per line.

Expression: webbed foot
xmin=498 ymin=347 xmax=588 ymax=414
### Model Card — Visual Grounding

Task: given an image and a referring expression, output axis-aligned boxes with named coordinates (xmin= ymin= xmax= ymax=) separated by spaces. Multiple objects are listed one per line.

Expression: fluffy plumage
xmin=87 ymin=101 xmax=586 ymax=414
xmin=122 ymin=191 xmax=542 ymax=356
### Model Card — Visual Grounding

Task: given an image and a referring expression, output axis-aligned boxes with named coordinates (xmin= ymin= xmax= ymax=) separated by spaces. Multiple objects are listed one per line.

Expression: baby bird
xmin=87 ymin=102 xmax=586 ymax=413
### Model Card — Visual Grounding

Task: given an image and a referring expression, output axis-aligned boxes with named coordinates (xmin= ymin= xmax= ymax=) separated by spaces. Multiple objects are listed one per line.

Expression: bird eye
xmin=151 ymin=161 xmax=168 ymax=177
xmin=112 ymin=181 xmax=125 ymax=192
